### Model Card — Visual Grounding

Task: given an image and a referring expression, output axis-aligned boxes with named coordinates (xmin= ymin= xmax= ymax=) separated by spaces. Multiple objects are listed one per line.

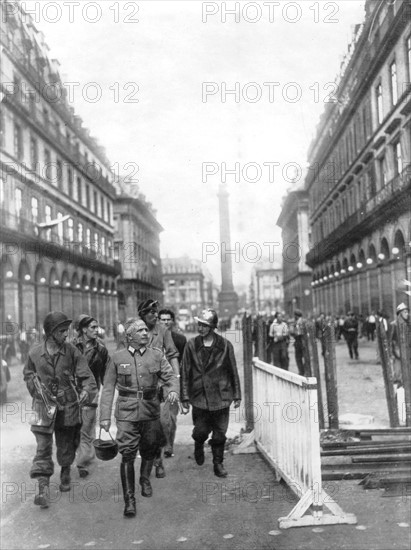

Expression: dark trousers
xmin=30 ymin=425 xmax=81 ymax=478
xmin=346 ymin=335 xmax=359 ymax=359
xmin=192 ymin=406 xmax=230 ymax=446
xmin=116 ymin=419 xmax=165 ymax=462
xmin=272 ymin=343 xmax=289 ymax=370
xmin=160 ymin=400 xmax=179 ymax=454
xmin=294 ymin=341 xmax=305 ymax=376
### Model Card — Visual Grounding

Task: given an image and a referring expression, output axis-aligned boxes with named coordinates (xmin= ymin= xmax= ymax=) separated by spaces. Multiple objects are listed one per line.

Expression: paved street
xmin=1 ymin=332 xmax=410 ymax=550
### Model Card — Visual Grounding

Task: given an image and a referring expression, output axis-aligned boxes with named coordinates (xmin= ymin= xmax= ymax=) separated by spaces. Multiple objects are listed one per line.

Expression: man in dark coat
xmin=100 ymin=318 xmax=179 ymax=517
xmin=72 ymin=314 xmax=112 ymax=478
xmin=181 ymin=309 xmax=241 ymax=478
xmin=23 ymin=311 xmax=97 ymax=509
xmin=343 ymin=311 xmax=359 ymax=360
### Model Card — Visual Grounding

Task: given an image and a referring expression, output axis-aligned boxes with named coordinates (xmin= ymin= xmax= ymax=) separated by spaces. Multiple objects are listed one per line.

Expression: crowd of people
xmin=21 ymin=301 xmax=241 ymax=517
xmin=252 ymin=302 xmax=410 ymax=381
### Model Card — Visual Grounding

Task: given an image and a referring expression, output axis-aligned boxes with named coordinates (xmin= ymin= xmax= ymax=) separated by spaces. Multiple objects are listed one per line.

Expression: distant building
xmin=305 ymin=0 xmax=411 ymax=317
xmin=250 ymin=261 xmax=283 ymax=314
xmin=114 ymin=194 xmax=163 ymax=321
xmin=162 ymin=257 xmax=219 ymax=322
xmin=277 ymin=189 xmax=313 ymax=317
xmin=0 ymin=2 xmax=120 ymax=332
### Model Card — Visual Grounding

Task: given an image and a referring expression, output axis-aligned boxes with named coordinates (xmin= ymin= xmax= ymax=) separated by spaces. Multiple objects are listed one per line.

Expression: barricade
xmin=252 ymin=358 xmax=357 ymax=529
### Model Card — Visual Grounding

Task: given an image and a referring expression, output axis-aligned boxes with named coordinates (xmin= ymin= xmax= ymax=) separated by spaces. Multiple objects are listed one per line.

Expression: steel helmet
xmin=43 ymin=311 xmax=72 ymax=337
xmin=74 ymin=314 xmax=95 ymax=332
xmin=93 ymin=430 xmax=118 ymax=461
xmin=194 ymin=309 xmax=218 ymax=328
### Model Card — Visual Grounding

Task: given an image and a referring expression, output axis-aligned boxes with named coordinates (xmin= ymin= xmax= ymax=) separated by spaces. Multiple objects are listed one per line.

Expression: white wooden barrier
xmin=252 ymin=358 xmax=357 ymax=529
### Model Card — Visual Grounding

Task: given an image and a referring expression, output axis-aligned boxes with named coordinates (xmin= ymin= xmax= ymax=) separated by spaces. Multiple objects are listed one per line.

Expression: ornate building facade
xmin=277 ymin=189 xmax=312 ymax=317
xmin=305 ymin=0 xmax=411 ymax=318
xmin=113 ymin=194 xmax=163 ymax=320
xmin=250 ymin=260 xmax=283 ymax=314
xmin=0 ymin=2 xmax=120 ymax=332
xmin=162 ymin=257 xmax=218 ymax=321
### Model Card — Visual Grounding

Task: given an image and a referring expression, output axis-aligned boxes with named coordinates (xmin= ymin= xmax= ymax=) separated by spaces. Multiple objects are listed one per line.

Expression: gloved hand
xmin=100 ymin=420 xmax=111 ymax=432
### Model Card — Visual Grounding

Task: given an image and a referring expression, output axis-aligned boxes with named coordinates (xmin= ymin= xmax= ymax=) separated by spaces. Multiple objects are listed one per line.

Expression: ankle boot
xmin=212 ymin=444 xmax=227 ymax=478
xmin=154 ymin=449 xmax=165 ymax=478
xmin=194 ymin=441 xmax=205 ymax=465
xmin=59 ymin=466 xmax=71 ymax=492
xmin=139 ymin=459 xmax=154 ymax=497
xmin=34 ymin=476 xmax=50 ymax=508
xmin=120 ymin=462 xmax=136 ymax=517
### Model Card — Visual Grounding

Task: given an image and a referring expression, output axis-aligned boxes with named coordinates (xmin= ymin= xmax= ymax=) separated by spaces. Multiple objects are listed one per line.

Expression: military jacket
xmin=100 ymin=346 xmax=179 ymax=423
xmin=23 ymin=341 xmax=97 ymax=432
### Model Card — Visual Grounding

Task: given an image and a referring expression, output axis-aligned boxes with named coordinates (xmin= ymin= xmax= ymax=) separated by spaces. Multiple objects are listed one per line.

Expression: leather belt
xmin=118 ymin=389 xmax=157 ymax=400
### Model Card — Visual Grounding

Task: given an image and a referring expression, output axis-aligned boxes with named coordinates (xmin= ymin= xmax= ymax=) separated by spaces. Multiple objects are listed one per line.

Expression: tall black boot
xmin=139 ymin=459 xmax=154 ymax=497
xmin=154 ymin=448 xmax=165 ymax=478
xmin=212 ymin=443 xmax=227 ymax=478
xmin=120 ymin=462 xmax=136 ymax=517
xmin=59 ymin=466 xmax=71 ymax=492
xmin=34 ymin=476 xmax=50 ymax=508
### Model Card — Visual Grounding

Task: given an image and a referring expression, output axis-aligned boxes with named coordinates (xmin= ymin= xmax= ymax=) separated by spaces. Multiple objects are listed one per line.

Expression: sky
xmin=23 ymin=0 xmax=367 ymax=288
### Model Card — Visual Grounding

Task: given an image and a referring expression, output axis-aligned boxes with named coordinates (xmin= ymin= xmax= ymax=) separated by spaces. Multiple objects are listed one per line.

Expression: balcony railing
xmin=306 ymin=168 xmax=410 ymax=266
xmin=0 ymin=209 xmax=116 ymax=270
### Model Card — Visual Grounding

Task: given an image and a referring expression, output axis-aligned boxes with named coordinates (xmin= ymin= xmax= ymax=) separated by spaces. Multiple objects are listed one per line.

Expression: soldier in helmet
xmin=23 ymin=311 xmax=97 ymax=509
xmin=72 ymin=314 xmax=113 ymax=478
xmin=100 ymin=318 xmax=179 ymax=517
xmin=181 ymin=309 xmax=241 ymax=478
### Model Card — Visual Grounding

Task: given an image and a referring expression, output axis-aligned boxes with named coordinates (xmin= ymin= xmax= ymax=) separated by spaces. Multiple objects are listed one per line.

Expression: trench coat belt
xmin=118 ymin=388 xmax=157 ymax=400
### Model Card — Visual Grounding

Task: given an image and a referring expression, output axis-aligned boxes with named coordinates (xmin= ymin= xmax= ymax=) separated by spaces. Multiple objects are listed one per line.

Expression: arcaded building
xmin=113 ymin=195 xmax=163 ymax=320
xmin=305 ymin=0 xmax=411 ymax=318
xmin=0 ymin=2 xmax=120 ymax=332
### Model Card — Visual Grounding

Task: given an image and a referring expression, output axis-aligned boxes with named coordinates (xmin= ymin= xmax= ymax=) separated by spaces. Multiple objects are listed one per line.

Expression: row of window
xmin=312 ymin=141 xmax=404 ymax=243
xmin=309 ymin=33 xmax=411 ymax=214
xmin=8 ymin=122 xmax=113 ymax=224
xmin=4 ymin=186 xmax=114 ymax=259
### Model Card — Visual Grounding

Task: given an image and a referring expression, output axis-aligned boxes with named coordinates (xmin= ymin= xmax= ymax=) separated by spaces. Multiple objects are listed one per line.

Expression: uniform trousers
xmin=30 ymin=424 xmax=81 ymax=478
xmin=116 ymin=418 xmax=165 ymax=462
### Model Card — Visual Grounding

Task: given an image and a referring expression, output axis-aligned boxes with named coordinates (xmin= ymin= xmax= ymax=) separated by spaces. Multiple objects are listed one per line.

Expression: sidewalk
xmin=1 ymin=336 xmax=410 ymax=550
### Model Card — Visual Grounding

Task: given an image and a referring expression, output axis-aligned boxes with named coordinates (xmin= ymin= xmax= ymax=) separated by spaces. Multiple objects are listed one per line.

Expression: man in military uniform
xmin=73 ymin=314 xmax=112 ymax=478
xmin=137 ymin=299 xmax=180 ymax=477
xmin=100 ymin=318 xmax=179 ymax=518
xmin=23 ymin=312 xmax=97 ymax=509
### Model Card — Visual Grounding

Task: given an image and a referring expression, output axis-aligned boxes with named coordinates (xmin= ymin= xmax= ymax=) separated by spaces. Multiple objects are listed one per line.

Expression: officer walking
xmin=100 ymin=318 xmax=179 ymax=517
xmin=73 ymin=314 xmax=112 ymax=478
xmin=137 ymin=299 xmax=180 ymax=478
xmin=23 ymin=312 xmax=97 ymax=508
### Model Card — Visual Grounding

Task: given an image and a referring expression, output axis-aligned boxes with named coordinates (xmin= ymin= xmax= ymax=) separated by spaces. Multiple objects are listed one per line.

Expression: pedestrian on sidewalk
xmin=23 ymin=311 xmax=97 ymax=509
xmin=158 ymin=308 xmax=187 ymax=458
xmin=269 ymin=312 xmax=290 ymax=369
xmin=72 ymin=314 xmax=112 ymax=479
xmin=181 ymin=309 xmax=241 ymax=478
xmin=389 ymin=302 xmax=409 ymax=385
xmin=290 ymin=309 xmax=306 ymax=376
xmin=137 ymin=299 xmax=180 ymax=478
xmin=343 ymin=311 xmax=359 ymax=360
xmin=100 ymin=318 xmax=179 ymax=517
